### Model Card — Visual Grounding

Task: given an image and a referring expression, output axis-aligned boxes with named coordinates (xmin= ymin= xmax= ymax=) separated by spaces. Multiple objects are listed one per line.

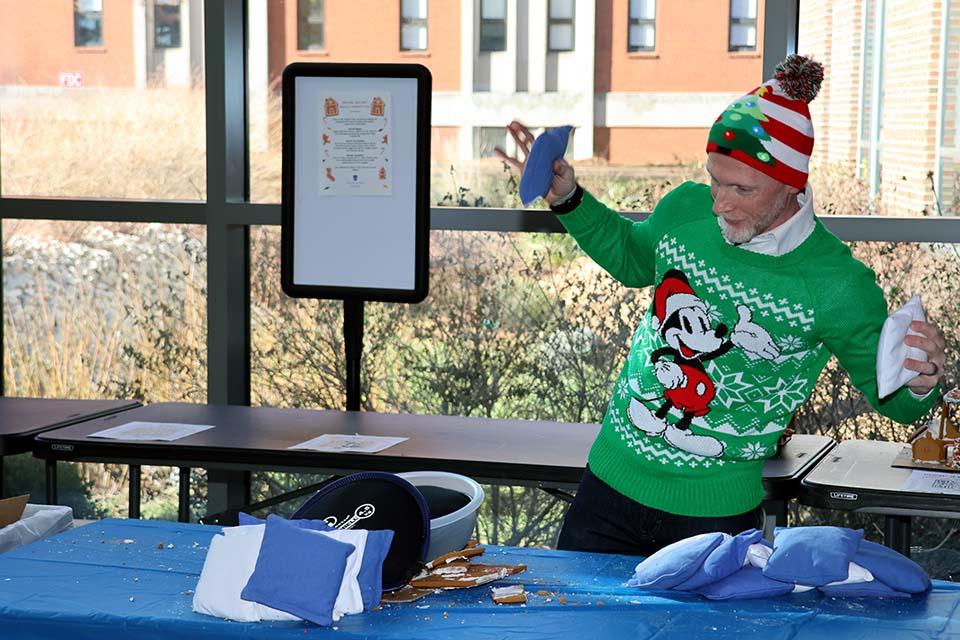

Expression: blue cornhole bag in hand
xmin=697 ymin=565 xmax=797 ymax=601
xmin=241 ymin=515 xmax=355 ymax=626
xmin=674 ymin=529 xmax=764 ymax=591
xmin=519 ymin=125 xmax=573 ymax=206
xmin=628 ymin=532 xmax=727 ymax=589
xmin=850 ymin=539 xmax=931 ymax=594
xmin=763 ymin=526 xmax=864 ymax=586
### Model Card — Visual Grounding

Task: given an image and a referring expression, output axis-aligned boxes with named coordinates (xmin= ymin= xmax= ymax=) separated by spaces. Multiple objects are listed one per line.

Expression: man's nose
xmin=713 ymin=189 xmax=733 ymax=214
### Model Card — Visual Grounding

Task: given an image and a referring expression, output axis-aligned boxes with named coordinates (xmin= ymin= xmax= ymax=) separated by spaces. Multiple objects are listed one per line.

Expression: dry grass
xmin=1 ymin=88 xmax=205 ymax=200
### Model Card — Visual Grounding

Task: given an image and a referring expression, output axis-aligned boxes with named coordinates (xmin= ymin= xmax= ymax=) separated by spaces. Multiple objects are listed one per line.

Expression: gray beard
xmin=718 ymin=193 xmax=794 ymax=245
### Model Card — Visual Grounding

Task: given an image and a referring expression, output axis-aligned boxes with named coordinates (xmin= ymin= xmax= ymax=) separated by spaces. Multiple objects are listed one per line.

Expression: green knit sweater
xmin=558 ymin=181 xmax=937 ymax=517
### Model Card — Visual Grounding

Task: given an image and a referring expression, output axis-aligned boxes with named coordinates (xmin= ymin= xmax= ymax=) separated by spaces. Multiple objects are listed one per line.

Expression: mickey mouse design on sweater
xmin=628 ymin=269 xmax=781 ymax=458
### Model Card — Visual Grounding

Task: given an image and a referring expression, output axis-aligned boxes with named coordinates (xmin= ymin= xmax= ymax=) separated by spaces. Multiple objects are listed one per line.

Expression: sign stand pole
xmin=343 ymin=299 xmax=364 ymax=411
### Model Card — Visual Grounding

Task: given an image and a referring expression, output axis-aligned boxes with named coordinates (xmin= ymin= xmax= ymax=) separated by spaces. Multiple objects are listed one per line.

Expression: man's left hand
xmin=904 ymin=319 xmax=947 ymax=395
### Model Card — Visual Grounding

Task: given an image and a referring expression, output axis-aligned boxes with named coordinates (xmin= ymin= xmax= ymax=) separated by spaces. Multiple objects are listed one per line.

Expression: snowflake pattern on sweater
xmin=613 ymin=233 xmax=828 ymax=466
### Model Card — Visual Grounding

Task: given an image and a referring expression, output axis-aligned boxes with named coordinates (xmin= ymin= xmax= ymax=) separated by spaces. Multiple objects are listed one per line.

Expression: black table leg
xmin=0 ymin=456 xmax=4 ymax=499
xmin=128 ymin=465 xmax=141 ymax=519
xmin=763 ymin=499 xmax=788 ymax=526
xmin=178 ymin=467 xmax=191 ymax=523
xmin=46 ymin=460 xmax=58 ymax=505
xmin=884 ymin=514 xmax=912 ymax=556
xmin=206 ymin=469 xmax=251 ymax=516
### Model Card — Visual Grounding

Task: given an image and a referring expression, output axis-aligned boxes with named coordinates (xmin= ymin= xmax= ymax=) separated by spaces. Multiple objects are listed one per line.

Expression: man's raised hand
xmin=494 ymin=120 xmax=577 ymax=205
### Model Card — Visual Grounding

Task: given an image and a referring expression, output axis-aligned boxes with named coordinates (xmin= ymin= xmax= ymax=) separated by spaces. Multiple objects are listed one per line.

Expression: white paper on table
xmin=88 ymin=421 xmax=214 ymax=442
xmin=903 ymin=470 xmax=960 ymax=495
xmin=288 ymin=434 xmax=407 ymax=453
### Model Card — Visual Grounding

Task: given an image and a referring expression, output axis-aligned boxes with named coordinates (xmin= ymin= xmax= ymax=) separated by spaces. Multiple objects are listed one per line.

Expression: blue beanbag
xmin=357 ymin=529 xmax=395 ymax=610
xmin=237 ymin=512 xmax=260 ymax=525
xmin=237 ymin=512 xmax=334 ymax=531
xmin=239 ymin=512 xmax=394 ymax=609
xmin=628 ymin=532 xmax=727 ymax=589
xmin=763 ymin=526 xmax=864 ymax=586
xmin=674 ymin=529 xmax=764 ymax=591
xmin=519 ymin=125 xmax=573 ymax=206
xmin=240 ymin=515 xmax=355 ymax=626
xmin=819 ymin=579 xmax=912 ymax=599
xmin=697 ymin=565 xmax=796 ymax=600
xmin=851 ymin=539 xmax=931 ymax=594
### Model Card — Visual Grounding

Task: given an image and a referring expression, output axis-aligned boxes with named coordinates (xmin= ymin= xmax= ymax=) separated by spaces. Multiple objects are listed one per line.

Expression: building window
xmin=474 ymin=126 xmax=506 ymax=158
xmin=298 ymin=0 xmax=325 ymax=51
xmin=154 ymin=0 xmax=182 ymax=49
xmin=401 ymin=0 xmax=428 ymax=51
xmin=729 ymin=0 xmax=758 ymax=51
xmin=548 ymin=0 xmax=575 ymax=52
xmin=479 ymin=0 xmax=507 ymax=52
xmin=627 ymin=0 xmax=655 ymax=52
xmin=74 ymin=0 xmax=104 ymax=48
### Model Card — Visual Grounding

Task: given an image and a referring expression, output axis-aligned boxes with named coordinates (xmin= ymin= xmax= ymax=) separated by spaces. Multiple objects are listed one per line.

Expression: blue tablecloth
xmin=1 ymin=519 xmax=960 ymax=639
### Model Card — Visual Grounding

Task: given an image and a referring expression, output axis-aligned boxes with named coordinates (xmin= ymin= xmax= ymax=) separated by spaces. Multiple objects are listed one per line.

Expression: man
xmin=496 ymin=55 xmax=947 ymax=556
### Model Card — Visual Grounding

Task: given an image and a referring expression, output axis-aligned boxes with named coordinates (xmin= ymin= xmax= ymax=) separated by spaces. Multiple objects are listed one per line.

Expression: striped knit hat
xmin=706 ymin=54 xmax=824 ymax=189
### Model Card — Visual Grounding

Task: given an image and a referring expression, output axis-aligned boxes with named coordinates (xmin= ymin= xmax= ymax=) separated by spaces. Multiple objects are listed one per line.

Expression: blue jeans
xmin=556 ymin=466 xmax=764 ymax=557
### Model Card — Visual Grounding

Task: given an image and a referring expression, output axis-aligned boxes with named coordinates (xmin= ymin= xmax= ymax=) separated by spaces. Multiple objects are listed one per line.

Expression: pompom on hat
xmin=706 ymin=54 xmax=824 ymax=189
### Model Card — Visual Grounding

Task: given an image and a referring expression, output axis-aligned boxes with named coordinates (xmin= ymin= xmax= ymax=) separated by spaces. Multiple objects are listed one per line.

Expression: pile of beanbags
xmin=192 ymin=514 xmax=394 ymax=625
xmin=628 ymin=526 xmax=931 ymax=600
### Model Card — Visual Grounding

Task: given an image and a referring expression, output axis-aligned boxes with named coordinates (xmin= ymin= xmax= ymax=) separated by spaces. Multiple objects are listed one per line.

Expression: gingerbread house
xmin=911 ymin=388 xmax=960 ymax=463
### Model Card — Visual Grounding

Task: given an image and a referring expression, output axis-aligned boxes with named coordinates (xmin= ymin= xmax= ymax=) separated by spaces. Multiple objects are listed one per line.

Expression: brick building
xmin=9 ymin=1 xmax=957 ymax=215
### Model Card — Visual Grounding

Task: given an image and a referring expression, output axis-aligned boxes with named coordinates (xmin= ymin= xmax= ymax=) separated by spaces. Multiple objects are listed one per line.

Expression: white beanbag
xmin=876 ymin=295 xmax=927 ymax=398
xmin=192 ymin=528 xmax=300 ymax=622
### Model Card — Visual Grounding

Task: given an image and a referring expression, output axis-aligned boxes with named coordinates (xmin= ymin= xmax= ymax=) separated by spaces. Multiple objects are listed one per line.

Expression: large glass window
xmin=1 ymin=2 xmax=206 ymax=199
xmin=479 ymin=0 xmax=507 ymax=52
xmin=2 ymin=220 xmax=207 ymax=403
xmin=729 ymin=0 xmax=758 ymax=52
xmin=401 ymin=0 xmax=428 ymax=51
xmin=2 ymin=219 xmax=207 ymax=519
xmin=474 ymin=126 xmax=507 ymax=159
xmin=74 ymin=0 xmax=103 ymax=48
xmin=298 ymin=0 xmax=325 ymax=51
xmin=548 ymin=0 xmax=575 ymax=52
xmin=628 ymin=0 xmax=656 ymax=52
xmin=155 ymin=0 xmax=182 ymax=49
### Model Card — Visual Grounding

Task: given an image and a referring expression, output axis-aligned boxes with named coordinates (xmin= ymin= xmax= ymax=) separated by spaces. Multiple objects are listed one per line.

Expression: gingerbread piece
xmin=491 ymin=584 xmax=527 ymax=605
xmin=380 ymin=585 xmax=435 ymax=604
xmin=425 ymin=546 xmax=485 ymax=569
xmin=409 ymin=563 xmax=526 ymax=590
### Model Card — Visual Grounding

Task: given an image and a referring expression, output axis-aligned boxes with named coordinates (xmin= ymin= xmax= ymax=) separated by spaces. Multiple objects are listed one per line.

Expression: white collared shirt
xmin=730 ymin=185 xmax=816 ymax=257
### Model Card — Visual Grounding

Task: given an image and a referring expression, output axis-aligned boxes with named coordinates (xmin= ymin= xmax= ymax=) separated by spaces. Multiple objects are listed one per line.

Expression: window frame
xmin=154 ymin=0 xmax=183 ymax=49
xmin=627 ymin=0 xmax=656 ymax=53
xmin=400 ymin=0 xmax=429 ymax=52
xmin=297 ymin=0 xmax=326 ymax=52
xmin=73 ymin=0 xmax=104 ymax=48
xmin=479 ymin=0 xmax=507 ymax=53
xmin=729 ymin=0 xmax=759 ymax=52
xmin=547 ymin=0 xmax=575 ymax=53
